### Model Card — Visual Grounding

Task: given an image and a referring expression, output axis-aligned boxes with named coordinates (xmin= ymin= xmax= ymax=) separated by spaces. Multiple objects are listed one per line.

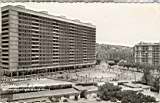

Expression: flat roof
xmin=1 ymin=5 xmax=96 ymax=28
xmin=120 ymin=85 xmax=143 ymax=92
xmin=2 ymin=78 xmax=73 ymax=90
xmin=12 ymin=88 xmax=79 ymax=101
xmin=135 ymin=42 xmax=160 ymax=46
xmin=15 ymin=97 xmax=51 ymax=103
xmin=74 ymin=85 xmax=98 ymax=92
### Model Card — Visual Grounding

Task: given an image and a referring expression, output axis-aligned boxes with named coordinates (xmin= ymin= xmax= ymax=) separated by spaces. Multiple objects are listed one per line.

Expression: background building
xmin=134 ymin=42 xmax=160 ymax=65
xmin=1 ymin=5 xmax=96 ymax=77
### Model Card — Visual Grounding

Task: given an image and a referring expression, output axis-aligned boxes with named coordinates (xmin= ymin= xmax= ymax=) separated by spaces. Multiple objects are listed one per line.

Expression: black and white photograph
xmin=0 ymin=2 xmax=160 ymax=103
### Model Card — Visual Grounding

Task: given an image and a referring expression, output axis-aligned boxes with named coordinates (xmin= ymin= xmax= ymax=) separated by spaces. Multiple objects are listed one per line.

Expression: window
xmin=2 ymin=37 xmax=9 ymax=39
xmin=2 ymin=10 xmax=9 ymax=14
xmin=2 ymin=41 xmax=9 ymax=43
xmin=2 ymin=32 xmax=8 ymax=35
xmin=2 ymin=54 xmax=8 ymax=56
xmin=2 ymin=58 xmax=8 ymax=61
xmin=2 ymin=45 xmax=9 ymax=48
xmin=2 ymin=28 xmax=9 ymax=31
xmin=2 ymin=50 xmax=8 ymax=52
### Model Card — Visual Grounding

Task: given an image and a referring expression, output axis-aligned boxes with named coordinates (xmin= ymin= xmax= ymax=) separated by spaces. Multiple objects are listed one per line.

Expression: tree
xmin=138 ymin=63 xmax=160 ymax=92
xmin=97 ymin=83 xmax=121 ymax=101
xmin=96 ymin=59 xmax=101 ymax=65
xmin=152 ymin=76 xmax=160 ymax=93
xmin=141 ymin=63 xmax=153 ymax=85
xmin=96 ymin=43 xmax=134 ymax=65
xmin=97 ymin=83 xmax=156 ymax=103
xmin=134 ymin=62 xmax=141 ymax=72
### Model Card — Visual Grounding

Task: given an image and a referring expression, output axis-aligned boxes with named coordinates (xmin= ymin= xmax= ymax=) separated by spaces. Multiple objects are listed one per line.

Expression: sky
xmin=1 ymin=3 xmax=160 ymax=47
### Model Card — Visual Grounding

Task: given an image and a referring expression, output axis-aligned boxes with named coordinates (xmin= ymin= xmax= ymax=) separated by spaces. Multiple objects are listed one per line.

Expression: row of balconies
xmin=18 ymin=21 xmax=95 ymax=34
xmin=17 ymin=42 xmax=85 ymax=46
xmin=18 ymin=30 xmax=94 ymax=39
xmin=16 ymin=58 xmax=95 ymax=61
xmin=16 ymin=55 xmax=94 ymax=58
xmin=18 ymin=24 xmax=94 ymax=34
xmin=18 ymin=31 xmax=94 ymax=39
xmin=1 ymin=60 xmax=95 ymax=66
xmin=17 ymin=53 xmax=94 ymax=56
xmin=134 ymin=48 xmax=160 ymax=51
xmin=17 ymin=60 xmax=94 ymax=66
xmin=18 ymin=15 xmax=95 ymax=30
xmin=5 ymin=46 xmax=94 ymax=52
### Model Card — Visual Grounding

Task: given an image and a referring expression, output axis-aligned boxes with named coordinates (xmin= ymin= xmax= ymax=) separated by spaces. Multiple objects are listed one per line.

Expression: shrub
xmin=110 ymin=97 xmax=117 ymax=102
xmin=74 ymin=95 xmax=78 ymax=101
xmin=63 ymin=99 xmax=68 ymax=102
xmin=80 ymin=90 xmax=87 ymax=99
xmin=117 ymin=82 xmax=124 ymax=85
xmin=121 ymin=97 xmax=130 ymax=103
xmin=76 ymin=82 xmax=97 ymax=86
xmin=54 ymin=97 xmax=60 ymax=102
xmin=150 ymin=87 xmax=158 ymax=92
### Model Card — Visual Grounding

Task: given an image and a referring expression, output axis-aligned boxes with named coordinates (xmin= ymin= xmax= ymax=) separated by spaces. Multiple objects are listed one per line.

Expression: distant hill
xmin=96 ymin=43 xmax=134 ymax=62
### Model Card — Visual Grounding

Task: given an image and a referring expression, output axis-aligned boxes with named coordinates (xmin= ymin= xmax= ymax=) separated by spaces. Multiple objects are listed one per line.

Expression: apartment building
xmin=1 ymin=5 xmax=96 ymax=77
xmin=134 ymin=42 xmax=160 ymax=65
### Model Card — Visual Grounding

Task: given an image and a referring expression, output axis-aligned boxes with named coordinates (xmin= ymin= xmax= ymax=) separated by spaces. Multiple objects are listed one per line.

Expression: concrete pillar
xmin=11 ymin=72 xmax=12 ymax=78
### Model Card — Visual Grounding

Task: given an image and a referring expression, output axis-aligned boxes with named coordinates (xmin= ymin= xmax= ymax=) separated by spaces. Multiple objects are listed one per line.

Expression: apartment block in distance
xmin=134 ymin=42 xmax=160 ymax=65
xmin=1 ymin=5 xmax=96 ymax=77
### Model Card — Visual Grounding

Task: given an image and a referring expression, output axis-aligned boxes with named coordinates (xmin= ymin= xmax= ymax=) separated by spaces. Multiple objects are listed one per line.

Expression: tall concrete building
xmin=134 ymin=42 xmax=160 ymax=65
xmin=1 ymin=5 xmax=96 ymax=77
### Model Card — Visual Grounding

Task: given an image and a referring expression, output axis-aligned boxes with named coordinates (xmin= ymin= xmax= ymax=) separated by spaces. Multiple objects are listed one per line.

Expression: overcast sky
xmin=1 ymin=3 xmax=160 ymax=47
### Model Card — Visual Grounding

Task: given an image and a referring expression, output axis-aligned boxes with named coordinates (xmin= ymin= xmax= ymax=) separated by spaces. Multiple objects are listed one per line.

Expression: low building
xmin=3 ymin=88 xmax=79 ymax=102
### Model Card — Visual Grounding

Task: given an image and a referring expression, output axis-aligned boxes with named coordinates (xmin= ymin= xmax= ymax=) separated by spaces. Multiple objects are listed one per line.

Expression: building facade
xmin=1 ymin=5 xmax=96 ymax=77
xmin=134 ymin=42 xmax=160 ymax=65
